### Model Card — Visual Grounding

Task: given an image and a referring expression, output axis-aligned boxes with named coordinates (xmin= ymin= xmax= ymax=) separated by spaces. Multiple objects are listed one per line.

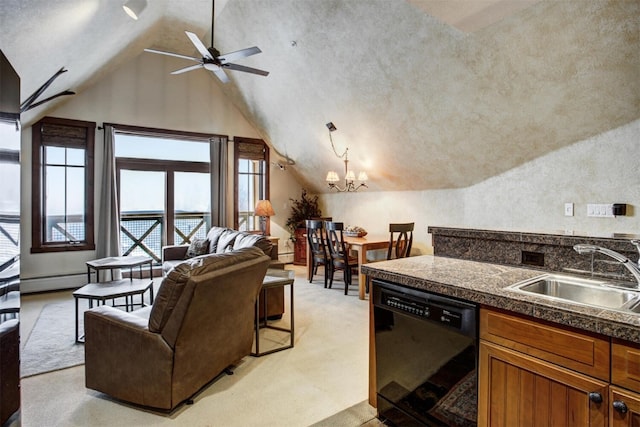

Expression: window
xmin=234 ymin=137 xmax=269 ymax=233
xmin=0 ymin=118 xmax=20 ymax=263
xmin=31 ymin=117 xmax=95 ymax=253
xmin=114 ymin=126 xmax=215 ymax=263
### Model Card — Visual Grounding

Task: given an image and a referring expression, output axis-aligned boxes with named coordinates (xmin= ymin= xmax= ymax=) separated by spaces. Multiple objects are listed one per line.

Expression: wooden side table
xmin=252 ymin=269 xmax=295 ymax=357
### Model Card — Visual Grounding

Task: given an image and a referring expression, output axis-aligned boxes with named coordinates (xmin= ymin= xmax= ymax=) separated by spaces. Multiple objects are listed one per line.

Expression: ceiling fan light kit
xmin=122 ymin=0 xmax=147 ymax=20
xmin=143 ymin=0 xmax=268 ymax=83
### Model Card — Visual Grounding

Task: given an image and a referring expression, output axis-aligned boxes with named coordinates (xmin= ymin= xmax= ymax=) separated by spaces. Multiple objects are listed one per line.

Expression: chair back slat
xmin=387 ymin=222 xmax=414 ymax=259
xmin=305 ymin=220 xmax=327 ymax=259
xmin=324 ymin=221 xmax=348 ymax=262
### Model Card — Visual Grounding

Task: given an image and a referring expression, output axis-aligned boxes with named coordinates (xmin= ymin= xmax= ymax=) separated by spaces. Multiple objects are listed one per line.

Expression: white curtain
xmin=210 ymin=136 xmax=228 ymax=227
xmin=96 ymin=125 xmax=121 ymax=261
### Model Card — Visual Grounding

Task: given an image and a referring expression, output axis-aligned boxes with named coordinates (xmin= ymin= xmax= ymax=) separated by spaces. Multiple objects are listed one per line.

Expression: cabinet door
xmin=610 ymin=386 xmax=640 ymax=427
xmin=479 ymin=341 xmax=608 ymax=427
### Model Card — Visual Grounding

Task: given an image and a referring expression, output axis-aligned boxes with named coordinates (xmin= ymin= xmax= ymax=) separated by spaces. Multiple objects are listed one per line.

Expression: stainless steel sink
xmin=508 ymin=273 xmax=640 ymax=312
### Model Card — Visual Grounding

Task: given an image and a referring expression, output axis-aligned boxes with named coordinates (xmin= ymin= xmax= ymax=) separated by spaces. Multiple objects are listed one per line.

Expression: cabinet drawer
xmin=480 ymin=308 xmax=610 ymax=381
xmin=612 ymin=339 xmax=640 ymax=393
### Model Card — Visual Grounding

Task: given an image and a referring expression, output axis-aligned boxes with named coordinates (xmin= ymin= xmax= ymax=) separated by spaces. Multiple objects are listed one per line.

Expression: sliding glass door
xmin=115 ymin=130 xmax=211 ymax=263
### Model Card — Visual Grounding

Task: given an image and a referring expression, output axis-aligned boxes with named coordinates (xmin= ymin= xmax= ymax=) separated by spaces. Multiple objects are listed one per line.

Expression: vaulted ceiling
xmin=1 ymin=0 xmax=638 ymax=193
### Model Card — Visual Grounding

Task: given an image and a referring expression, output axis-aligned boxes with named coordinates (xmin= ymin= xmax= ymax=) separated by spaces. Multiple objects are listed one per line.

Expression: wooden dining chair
xmin=305 ymin=219 xmax=331 ymax=288
xmin=387 ymin=222 xmax=414 ymax=260
xmin=325 ymin=221 xmax=359 ymax=295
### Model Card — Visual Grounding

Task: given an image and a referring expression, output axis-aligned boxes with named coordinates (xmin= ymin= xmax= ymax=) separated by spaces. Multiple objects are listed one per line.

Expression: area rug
xmin=309 ymin=400 xmax=380 ymax=427
xmin=21 ymin=300 xmax=85 ymax=378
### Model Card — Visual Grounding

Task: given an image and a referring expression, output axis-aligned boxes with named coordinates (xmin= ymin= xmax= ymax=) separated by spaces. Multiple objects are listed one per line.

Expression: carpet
xmin=21 ymin=300 xmax=86 ymax=378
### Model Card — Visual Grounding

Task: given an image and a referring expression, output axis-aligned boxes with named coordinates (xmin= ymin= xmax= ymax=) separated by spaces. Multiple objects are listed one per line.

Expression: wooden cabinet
xmin=610 ymin=386 xmax=640 ymax=427
xmin=610 ymin=340 xmax=640 ymax=426
xmin=479 ymin=311 xmax=609 ymax=427
xmin=293 ymin=228 xmax=306 ymax=265
xmin=480 ymin=341 xmax=608 ymax=426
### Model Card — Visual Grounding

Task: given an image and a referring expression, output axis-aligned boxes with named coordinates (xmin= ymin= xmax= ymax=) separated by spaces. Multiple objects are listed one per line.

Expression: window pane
xmin=115 ymin=134 xmax=209 ymax=162
xmin=120 ymin=170 xmax=165 ymax=259
xmin=45 ymin=146 xmax=65 ymax=164
xmin=174 ymin=172 xmax=210 ymax=244
xmin=0 ymin=121 xmax=20 ymax=263
xmin=67 ymin=148 xmax=85 ymax=166
xmin=238 ymin=159 xmax=249 ymax=173
xmin=66 ymin=167 xmax=85 ymax=241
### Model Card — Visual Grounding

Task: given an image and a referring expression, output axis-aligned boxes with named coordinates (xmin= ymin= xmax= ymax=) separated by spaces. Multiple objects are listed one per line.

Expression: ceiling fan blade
xmin=218 ymin=47 xmax=262 ymax=64
xmin=144 ymin=48 xmax=201 ymax=63
xmin=212 ymin=68 xmax=230 ymax=83
xmin=20 ymin=67 xmax=68 ymax=112
xmin=171 ymin=64 xmax=204 ymax=75
xmin=223 ymin=63 xmax=269 ymax=77
xmin=21 ymin=90 xmax=75 ymax=113
xmin=185 ymin=31 xmax=214 ymax=60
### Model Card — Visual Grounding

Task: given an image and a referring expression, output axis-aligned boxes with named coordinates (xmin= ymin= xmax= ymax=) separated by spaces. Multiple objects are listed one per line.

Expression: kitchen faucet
xmin=573 ymin=243 xmax=640 ymax=287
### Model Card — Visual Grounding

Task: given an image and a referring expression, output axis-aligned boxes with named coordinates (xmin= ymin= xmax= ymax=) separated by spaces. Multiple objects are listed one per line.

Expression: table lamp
xmin=255 ymin=200 xmax=275 ymax=235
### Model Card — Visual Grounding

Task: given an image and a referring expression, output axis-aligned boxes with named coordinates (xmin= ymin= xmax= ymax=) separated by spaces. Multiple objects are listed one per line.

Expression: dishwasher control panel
xmin=376 ymin=281 xmax=476 ymax=333
xmin=383 ymin=294 xmax=430 ymax=317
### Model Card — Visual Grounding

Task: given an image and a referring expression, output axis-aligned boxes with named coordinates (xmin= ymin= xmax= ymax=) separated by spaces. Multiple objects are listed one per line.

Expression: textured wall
xmin=319 ymin=119 xmax=640 ymax=253
xmin=219 ymin=0 xmax=640 ymax=192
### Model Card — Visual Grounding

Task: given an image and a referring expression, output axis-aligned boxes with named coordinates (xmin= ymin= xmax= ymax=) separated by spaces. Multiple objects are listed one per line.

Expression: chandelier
xmin=325 ymin=122 xmax=368 ymax=192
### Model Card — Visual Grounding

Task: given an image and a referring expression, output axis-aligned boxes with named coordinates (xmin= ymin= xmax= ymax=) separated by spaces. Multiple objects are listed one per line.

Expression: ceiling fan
xmin=143 ymin=0 xmax=268 ymax=83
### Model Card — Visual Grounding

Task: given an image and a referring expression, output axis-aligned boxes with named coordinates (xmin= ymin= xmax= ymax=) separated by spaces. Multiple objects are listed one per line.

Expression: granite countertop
xmin=362 ymin=255 xmax=640 ymax=343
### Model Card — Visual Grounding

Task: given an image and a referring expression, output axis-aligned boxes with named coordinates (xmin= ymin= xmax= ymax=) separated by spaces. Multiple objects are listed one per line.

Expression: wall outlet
xmin=564 ymin=203 xmax=574 ymax=217
xmin=587 ymin=203 xmax=614 ymax=218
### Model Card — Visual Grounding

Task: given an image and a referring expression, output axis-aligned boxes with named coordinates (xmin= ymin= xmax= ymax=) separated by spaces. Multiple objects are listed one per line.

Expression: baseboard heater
xmin=20 ymin=273 xmax=86 ymax=294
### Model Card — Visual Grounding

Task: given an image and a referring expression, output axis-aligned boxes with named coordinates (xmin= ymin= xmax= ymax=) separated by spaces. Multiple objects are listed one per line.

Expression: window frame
xmin=233 ymin=137 xmax=270 ymax=233
xmin=115 ymin=157 xmax=210 ymax=249
xmin=31 ymin=117 xmax=95 ymax=253
xmin=111 ymin=124 xmax=222 ymax=259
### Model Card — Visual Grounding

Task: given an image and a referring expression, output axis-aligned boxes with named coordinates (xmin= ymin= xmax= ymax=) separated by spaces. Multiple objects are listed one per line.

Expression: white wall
xmin=19 ymin=53 xmax=301 ymax=292
xmin=320 ymin=119 xmax=640 ymax=254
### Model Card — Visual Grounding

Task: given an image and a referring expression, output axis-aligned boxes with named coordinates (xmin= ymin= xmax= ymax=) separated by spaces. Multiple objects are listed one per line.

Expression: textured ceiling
xmin=1 ymin=0 xmax=638 ymax=193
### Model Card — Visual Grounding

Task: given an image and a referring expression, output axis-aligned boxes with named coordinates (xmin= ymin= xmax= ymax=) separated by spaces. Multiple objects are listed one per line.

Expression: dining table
xmin=306 ymin=234 xmax=390 ymax=300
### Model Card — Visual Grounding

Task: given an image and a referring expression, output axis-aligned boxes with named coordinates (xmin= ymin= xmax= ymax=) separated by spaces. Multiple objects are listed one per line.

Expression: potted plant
xmin=286 ymin=189 xmax=322 ymax=265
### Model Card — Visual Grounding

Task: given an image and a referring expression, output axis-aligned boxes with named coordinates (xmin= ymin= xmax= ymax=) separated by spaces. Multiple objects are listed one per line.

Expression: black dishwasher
xmin=373 ymin=279 xmax=478 ymax=426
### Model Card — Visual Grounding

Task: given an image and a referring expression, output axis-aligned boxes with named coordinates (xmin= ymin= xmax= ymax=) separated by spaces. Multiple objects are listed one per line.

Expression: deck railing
xmin=5 ymin=210 xmax=258 ymax=265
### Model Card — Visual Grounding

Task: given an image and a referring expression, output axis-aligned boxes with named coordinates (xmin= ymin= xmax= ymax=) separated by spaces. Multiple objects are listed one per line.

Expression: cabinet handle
xmin=613 ymin=400 xmax=628 ymax=414
xmin=588 ymin=392 xmax=603 ymax=404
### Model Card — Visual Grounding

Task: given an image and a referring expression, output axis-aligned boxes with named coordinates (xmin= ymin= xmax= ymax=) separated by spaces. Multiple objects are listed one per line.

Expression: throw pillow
xmin=185 ymin=238 xmax=209 ymax=259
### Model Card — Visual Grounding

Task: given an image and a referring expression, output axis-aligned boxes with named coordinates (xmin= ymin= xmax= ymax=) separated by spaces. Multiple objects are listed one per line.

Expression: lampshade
xmin=255 ymin=200 xmax=275 ymax=217
xmin=122 ymin=0 xmax=147 ymax=20
xmin=345 ymin=170 xmax=356 ymax=181
xmin=357 ymin=171 xmax=368 ymax=181
xmin=326 ymin=171 xmax=340 ymax=182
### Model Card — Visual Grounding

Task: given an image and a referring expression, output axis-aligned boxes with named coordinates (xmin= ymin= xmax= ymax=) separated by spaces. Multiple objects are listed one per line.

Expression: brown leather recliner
xmin=84 ymin=247 xmax=271 ymax=411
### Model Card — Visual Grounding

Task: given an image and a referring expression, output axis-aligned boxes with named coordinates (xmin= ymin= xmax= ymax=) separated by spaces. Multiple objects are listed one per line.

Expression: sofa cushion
xmin=185 ymin=238 xmax=209 ymax=259
xmin=205 ymin=227 xmax=230 ymax=253
xmin=233 ymin=233 xmax=273 ymax=257
xmin=215 ymin=229 xmax=240 ymax=253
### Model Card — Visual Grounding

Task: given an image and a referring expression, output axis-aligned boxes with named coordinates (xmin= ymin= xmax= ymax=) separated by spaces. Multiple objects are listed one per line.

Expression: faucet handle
xmin=631 ymin=239 xmax=640 ymax=251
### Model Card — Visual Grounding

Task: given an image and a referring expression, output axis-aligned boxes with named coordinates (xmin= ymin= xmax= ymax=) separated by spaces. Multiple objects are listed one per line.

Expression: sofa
xmin=162 ymin=226 xmax=284 ymax=318
xmin=84 ymin=247 xmax=271 ymax=411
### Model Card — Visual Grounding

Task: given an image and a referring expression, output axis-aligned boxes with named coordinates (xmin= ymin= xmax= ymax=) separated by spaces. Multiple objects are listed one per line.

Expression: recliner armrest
xmin=162 ymin=244 xmax=189 ymax=262
xmin=84 ymin=305 xmax=175 ymax=409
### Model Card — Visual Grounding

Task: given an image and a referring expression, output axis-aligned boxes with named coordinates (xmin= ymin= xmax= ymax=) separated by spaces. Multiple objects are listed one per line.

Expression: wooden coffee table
xmin=73 ymin=278 xmax=154 ymax=343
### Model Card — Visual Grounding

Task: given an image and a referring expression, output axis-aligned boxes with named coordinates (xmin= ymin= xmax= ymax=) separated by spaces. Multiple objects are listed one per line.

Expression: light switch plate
xmin=564 ymin=203 xmax=573 ymax=217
